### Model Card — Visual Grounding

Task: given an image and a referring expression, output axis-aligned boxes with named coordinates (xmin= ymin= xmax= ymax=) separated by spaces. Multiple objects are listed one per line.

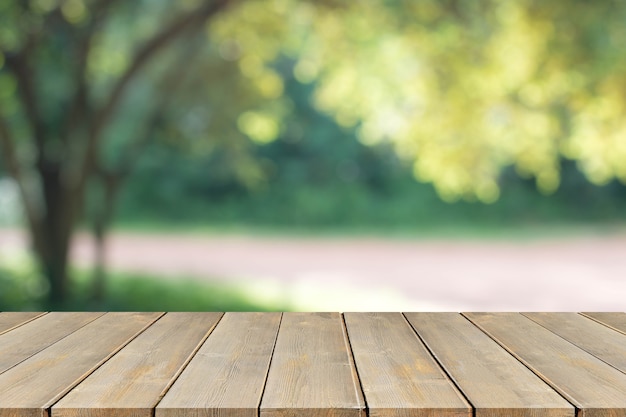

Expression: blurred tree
xmin=0 ymin=0 xmax=241 ymax=305
xmin=0 ymin=0 xmax=329 ymax=305
xmin=1 ymin=0 xmax=626 ymax=305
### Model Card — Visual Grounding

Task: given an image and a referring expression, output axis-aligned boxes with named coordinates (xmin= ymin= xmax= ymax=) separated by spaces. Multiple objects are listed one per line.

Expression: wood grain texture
xmin=0 ymin=312 xmax=162 ymax=417
xmin=581 ymin=313 xmax=626 ymax=335
xmin=345 ymin=313 xmax=470 ymax=417
xmin=260 ymin=312 xmax=365 ymax=417
xmin=0 ymin=312 xmax=104 ymax=375
xmin=52 ymin=312 xmax=222 ymax=417
xmin=465 ymin=312 xmax=626 ymax=417
xmin=0 ymin=312 xmax=46 ymax=335
xmin=405 ymin=313 xmax=573 ymax=417
xmin=524 ymin=313 xmax=626 ymax=374
xmin=157 ymin=312 xmax=282 ymax=417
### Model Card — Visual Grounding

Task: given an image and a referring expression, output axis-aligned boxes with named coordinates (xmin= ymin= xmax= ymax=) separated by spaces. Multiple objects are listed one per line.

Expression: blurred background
xmin=1 ymin=0 xmax=625 ymax=311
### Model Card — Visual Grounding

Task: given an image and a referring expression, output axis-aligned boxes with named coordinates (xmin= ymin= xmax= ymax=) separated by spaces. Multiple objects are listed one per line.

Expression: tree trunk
xmin=34 ymin=161 xmax=78 ymax=308
xmin=41 ymin=252 xmax=69 ymax=309
xmin=32 ymin=214 xmax=72 ymax=308
xmin=92 ymin=222 xmax=106 ymax=305
xmin=91 ymin=172 xmax=122 ymax=303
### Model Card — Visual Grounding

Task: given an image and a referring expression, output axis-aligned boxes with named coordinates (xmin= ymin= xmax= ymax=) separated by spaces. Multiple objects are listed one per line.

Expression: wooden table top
xmin=0 ymin=312 xmax=625 ymax=417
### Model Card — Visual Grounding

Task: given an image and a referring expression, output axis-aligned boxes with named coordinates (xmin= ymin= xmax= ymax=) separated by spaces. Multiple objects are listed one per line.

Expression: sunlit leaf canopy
xmin=1 ymin=0 xmax=625 ymax=204
xmin=212 ymin=0 xmax=626 ymax=203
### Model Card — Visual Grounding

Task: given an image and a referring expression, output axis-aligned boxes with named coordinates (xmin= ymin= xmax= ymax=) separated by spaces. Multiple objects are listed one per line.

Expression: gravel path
xmin=2 ymin=228 xmax=625 ymax=311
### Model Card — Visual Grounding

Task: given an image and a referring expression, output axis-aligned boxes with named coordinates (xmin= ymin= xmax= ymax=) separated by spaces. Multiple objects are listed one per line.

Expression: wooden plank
xmin=581 ymin=313 xmax=626 ymax=336
xmin=0 ymin=312 xmax=104 ymax=375
xmin=260 ymin=312 xmax=365 ymax=417
xmin=405 ymin=312 xmax=573 ymax=417
xmin=0 ymin=312 xmax=46 ymax=335
xmin=53 ymin=312 xmax=222 ymax=417
xmin=0 ymin=312 xmax=162 ymax=417
xmin=524 ymin=313 xmax=626 ymax=374
xmin=157 ymin=312 xmax=281 ymax=417
xmin=465 ymin=312 xmax=626 ymax=417
xmin=345 ymin=313 xmax=470 ymax=417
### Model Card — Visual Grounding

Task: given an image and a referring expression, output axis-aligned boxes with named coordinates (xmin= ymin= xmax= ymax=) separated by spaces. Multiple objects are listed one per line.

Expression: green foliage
xmin=274 ymin=0 xmax=626 ymax=200
xmin=3 ymin=0 xmax=626 ymax=213
xmin=3 ymin=0 xmax=626 ymax=210
xmin=117 ymin=171 xmax=626 ymax=233
xmin=103 ymin=0 xmax=626 ymax=208
xmin=117 ymin=67 xmax=626 ymax=230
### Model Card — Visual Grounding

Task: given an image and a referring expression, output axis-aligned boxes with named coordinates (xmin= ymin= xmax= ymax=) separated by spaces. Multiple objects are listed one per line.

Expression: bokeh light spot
xmin=237 ymin=111 xmax=280 ymax=144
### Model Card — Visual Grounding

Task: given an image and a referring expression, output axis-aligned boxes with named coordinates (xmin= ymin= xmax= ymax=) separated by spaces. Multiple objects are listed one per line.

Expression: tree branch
xmin=0 ymin=118 xmax=25 ymax=192
xmin=80 ymin=0 xmax=234 ymax=188
xmin=114 ymin=35 xmax=204 ymax=177
xmin=90 ymin=0 xmax=232 ymax=144
xmin=4 ymin=53 xmax=47 ymax=151
xmin=61 ymin=0 xmax=121 ymax=142
xmin=0 ymin=116 xmax=43 ymax=244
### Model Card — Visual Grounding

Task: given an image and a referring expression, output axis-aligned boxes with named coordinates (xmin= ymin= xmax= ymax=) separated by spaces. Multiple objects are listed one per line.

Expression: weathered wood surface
xmin=0 ymin=312 xmax=104 ymax=375
xmin=0 ymin=312 xmax=45 ymax=335
xmin=261 ymin=312 xmax=365 ymax=417
xmin=523 ymin=313 xmax=626 ymax=374
xmin=0 ymin=312 xmax=162 ymax=417
xmin=581 ymin=312 xmax=626 ymax=335
xmin=53 ymin=313 xmax=222 ymax=417
xmin=345 ymin=313 xmax=470 ymax=417
xmin=405 ymin=313 xmax=573 ymax=417
xmin=158 ymin=312 xmax=281 ymax=417
xmin=0 ymin=312 xmax=625 ymax=417
xmin=465 ymin=312 xmax=626 ymax=417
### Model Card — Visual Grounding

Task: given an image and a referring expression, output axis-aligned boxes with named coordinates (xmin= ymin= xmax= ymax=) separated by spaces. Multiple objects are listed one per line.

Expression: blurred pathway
xmin=1 ymin=228 xmax=626 ymax=311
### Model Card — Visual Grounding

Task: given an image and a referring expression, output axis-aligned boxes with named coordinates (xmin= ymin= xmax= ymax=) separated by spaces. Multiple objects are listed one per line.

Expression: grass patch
xmin=0 ymin=255 xmax=290 ymax=311
xmin=70 ymin=271 xmax=291 ymax=312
